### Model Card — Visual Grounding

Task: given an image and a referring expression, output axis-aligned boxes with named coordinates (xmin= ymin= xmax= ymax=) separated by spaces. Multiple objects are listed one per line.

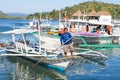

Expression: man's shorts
xmin=63 ymin=43 xmax=74 ymax=53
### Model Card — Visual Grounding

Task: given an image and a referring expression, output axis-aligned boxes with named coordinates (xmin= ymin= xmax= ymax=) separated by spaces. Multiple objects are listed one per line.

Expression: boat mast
xmin=59 ymin=11 xmax=61 ymax=26
xmin=46 ymin=14 xmax=49 ymax=25
xmin=65 ymin=11 xmax=67 ymax=27
xmin=40 ymin=12 xmax=42 ymax=21
xmin=38 ymin=13 xmax=42 ymax=54
xmin=83 ymin=10 xmax=85 ymax=20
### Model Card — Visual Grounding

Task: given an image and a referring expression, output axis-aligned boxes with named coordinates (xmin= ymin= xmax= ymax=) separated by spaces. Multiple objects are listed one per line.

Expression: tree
xmin=26 ymin=1 xmax=120 ymax=19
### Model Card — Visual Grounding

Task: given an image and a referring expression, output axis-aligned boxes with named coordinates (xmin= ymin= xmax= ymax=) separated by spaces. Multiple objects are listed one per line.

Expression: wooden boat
xmin=0 ymin=28 xmax=69 ymax=71
xmin=0 ymin=27 xmax=108 ymax=71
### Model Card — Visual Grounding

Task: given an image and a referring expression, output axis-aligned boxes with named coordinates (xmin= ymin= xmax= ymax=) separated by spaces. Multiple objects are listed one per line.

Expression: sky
xmin=0 ymin=0 xmax=120 ymax=14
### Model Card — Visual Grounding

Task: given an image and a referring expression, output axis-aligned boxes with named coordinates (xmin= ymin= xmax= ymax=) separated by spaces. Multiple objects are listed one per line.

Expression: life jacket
xmin=86 ymin=27 xmax=89 ymax=32
xmin=58 ymin=28 xmax=63 ymax=34
xmin=108 ymin=26 xmax=111 ymax=35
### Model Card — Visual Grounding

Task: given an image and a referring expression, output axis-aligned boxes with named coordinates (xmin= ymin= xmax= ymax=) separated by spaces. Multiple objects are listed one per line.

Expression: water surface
xmin=0 ymin=19 xmax=120 ymax=80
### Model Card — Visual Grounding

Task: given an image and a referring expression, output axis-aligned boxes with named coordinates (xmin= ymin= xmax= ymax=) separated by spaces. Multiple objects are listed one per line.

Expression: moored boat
xmin=0 ymin=27 xmax=107 ymax=71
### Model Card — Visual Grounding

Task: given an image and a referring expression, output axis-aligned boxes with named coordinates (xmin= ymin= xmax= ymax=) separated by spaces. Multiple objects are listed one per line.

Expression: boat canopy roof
xmin=1 ymin=28 xmax=37 ymax=34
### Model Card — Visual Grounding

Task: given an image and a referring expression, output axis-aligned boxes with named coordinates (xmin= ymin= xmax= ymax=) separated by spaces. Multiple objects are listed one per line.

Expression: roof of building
xmin=87 ymin=9 xmax=99 ymax=16
xmin=72 ymin=9 xmax=111 ymax=17
xmin=88 ymin=9 xmax=99 ymax=16
xmin=72 ymin=10 xmax=83 ymax=16
xmin=97 ymin=11 xmax=111 ymax=16
xmin=87 ymin=9 xmax=111 ymax=16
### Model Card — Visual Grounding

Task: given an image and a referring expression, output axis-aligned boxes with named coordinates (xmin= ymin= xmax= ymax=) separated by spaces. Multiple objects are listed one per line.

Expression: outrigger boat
xmin=0 ymin=28 xmax=70 ymax=71
xmin=0 ymin=25 xmax=107 ymax=71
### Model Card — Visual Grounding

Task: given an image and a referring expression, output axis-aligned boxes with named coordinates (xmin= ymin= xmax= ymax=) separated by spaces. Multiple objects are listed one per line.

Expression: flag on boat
xmin=65 ymin=15 xmax=69 ymax=20
xmin=64 ymin=12 xmax=69 ymax=21
xmin=36 ymin=20 xmax=42 ymax=30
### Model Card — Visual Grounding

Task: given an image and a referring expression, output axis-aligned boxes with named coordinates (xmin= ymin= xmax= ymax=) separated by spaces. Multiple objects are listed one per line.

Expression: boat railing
xmin=89 ymin=20 xmax=98 ymax=22
xmin=14 ymin=42 xmax=34 ymax=53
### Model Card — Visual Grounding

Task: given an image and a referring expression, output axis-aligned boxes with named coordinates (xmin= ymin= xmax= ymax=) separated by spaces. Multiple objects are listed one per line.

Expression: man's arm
xmin=68 ymin=32 xmax=73 ymax=43
xmin=68 ymin=32 xmax=72 ymax=38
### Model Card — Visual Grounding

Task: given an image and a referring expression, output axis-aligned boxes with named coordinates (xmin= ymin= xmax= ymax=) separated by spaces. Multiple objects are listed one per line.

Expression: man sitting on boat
xmin=69 ymin=25 xmax=76 ymax=33
xmin=60 ymin=28 xmax=73 ymax=57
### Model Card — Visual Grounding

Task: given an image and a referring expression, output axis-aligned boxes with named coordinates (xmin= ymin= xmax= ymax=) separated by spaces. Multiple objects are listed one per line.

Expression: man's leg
xmin=64 ymin=52 xmax=67 ymax=57
xmin=69 ymin=44 xmax=74 ymax=56
xmin=71 ymin=50 xmax=73 ymax=56
xmin=63 ymin=45 xmax=68 ymax=57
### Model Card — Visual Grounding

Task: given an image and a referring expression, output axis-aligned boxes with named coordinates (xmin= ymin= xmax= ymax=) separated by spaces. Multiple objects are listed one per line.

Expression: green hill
xmin=0 ymin=10 xmax=25 ymax=19
xmin=26 ymin=1 xmax=120 ymax=19
xmin=0 ymin=10 xmax=12 ymax=18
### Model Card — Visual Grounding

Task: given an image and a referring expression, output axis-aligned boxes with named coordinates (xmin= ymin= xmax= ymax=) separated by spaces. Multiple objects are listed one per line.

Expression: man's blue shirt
xmin=60 ymin=32 xmax=72 ymax=45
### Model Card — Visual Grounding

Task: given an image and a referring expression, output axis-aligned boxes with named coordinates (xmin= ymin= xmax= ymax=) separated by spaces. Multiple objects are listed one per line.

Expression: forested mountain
xmin=6 ymin=13 xmax=27 ymax=17
xmin=26 ymin=1 xmax=120 ymax=19
xmin=0 ymin=10 xmax=11 ymax=18
xmin=0 ymin=10 xmax=26 ymax=19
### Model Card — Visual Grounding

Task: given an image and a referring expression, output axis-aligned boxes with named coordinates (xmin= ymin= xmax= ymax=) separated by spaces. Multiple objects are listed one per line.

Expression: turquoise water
xmin=0 ymin=19 xmax=120 ymax=80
